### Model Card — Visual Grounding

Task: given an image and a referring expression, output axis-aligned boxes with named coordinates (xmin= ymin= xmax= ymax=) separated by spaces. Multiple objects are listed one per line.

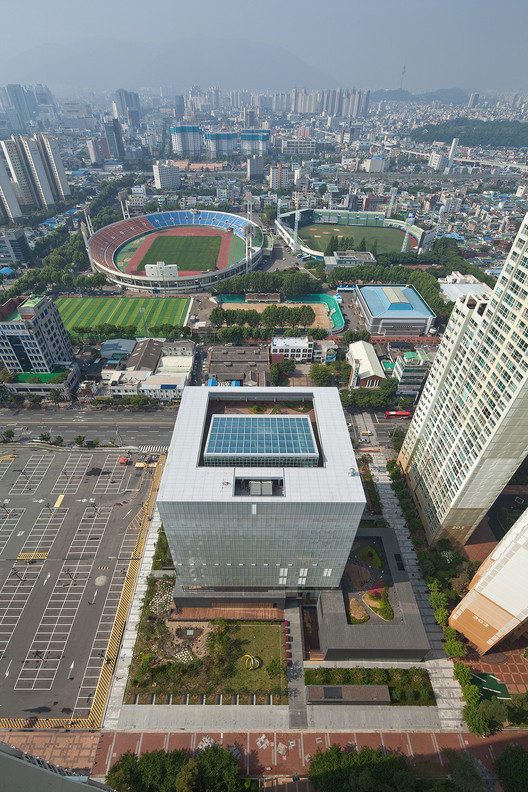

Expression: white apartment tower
xmin=152 ymin=160 xmax=180 ymax=189
xmin=0 ymin=134 xmax=70 ymax=210
xmin=449 ymin=508 xmax=528 ymax=653
xmin=399 ymin=212 xmax=528 ymax=545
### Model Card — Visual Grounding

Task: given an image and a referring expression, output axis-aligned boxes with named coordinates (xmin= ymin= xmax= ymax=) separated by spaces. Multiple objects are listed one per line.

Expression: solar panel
xmin=204 ymin=415 xmax=318 ymax=467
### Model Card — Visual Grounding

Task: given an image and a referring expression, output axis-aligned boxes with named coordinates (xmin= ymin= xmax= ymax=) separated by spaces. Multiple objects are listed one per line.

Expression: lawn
xmin=125 ymin=579 xmax=288 ymax=704
xmin=137 ymin=235 xmax=222 ymax=272
xmin=298 ymin=223 xmax=412 ymax=254
xmin=56 ymin=297 xmax=190 ymax=334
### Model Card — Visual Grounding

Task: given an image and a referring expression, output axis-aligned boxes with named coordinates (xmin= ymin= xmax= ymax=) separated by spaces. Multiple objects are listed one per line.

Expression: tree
xmin=309 ymin=743 xmax=416 ymax=792
xmin=197 ymin=743 xmax=242 ymax=792
xmin=310 ymin=363 xmax=334 ymax=387
xmin=74 ymin=436 xmax=85 ymax=446
xmin=463 ymin=702 xmax=490 ymax=736
xmin=39 ymin=432 xmax=51 ymax=442
xmin=7 ymin=393 xmax=24 ymax=406
xmin=49 ymin=389 xmax=62 ymax=403
xmin=106 ymin=750 xmax=139 ymax=792
xmin=174 ymin=758 xmax=200 ymax=792
xmin=53 ymin=436 xmax=63 ymax=446
xmin=494 ymin=745 xmax=528 ymax=792
xmin=390 ymin=428 xmax=406 ymax=452
xmin=269 ymin=363 xmax=280 ymax=386
xmin=442 ymin=749 xmax=483 ymax=792
xmin=2 ymin=429 xmax=14 ymax=441
xmin=479 ymin=696 xmax=507 ymax=731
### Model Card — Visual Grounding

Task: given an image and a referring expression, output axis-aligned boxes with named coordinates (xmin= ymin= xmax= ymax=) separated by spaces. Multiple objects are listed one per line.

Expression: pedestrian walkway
xmin=285 ymin=602 xmax=308 ymax=729
xmin=138 ymin=445 xmax=168 ymax=454
xmin=6 ymin=726 xmax=528 ymax=787
xmin=370 ymin=458 xmax=465 ymax=730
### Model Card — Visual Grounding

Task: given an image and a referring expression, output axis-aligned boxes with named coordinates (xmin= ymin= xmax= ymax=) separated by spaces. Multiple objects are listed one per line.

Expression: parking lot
xmin=0 ymin=447 xmax=157 ymax=727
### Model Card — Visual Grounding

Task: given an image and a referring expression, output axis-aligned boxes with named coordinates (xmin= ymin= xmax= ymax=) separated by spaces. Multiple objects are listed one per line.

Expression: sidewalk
xmin=370 ymin=457 xmax=464 ymax=731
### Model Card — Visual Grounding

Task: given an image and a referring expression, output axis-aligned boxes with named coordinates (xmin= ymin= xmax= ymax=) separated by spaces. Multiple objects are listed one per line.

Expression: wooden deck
xmin=169 ymin=603 xmax=284 ymax=622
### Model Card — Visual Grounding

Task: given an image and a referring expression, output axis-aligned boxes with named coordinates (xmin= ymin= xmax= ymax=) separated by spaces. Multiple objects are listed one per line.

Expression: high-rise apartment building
xmin=240 ymin=130 xmax=270 ymax=156
xmin=269 ymin=164 xmax=291 ymax=191
xmin=449 ymin=508 xmax=528 ymax=653
xmin=0 ymin=295 xmax=74 ymax=373
xmin=0 ymin=134 xmax=70 ymax=210
xmin=0 ymin=156 xmax=23 ymax=221
xmin=170 ymin=125 xmax=202 ymax=156
xmin=113 ymin=88 xmax=141 ymax=128
xmin=152 ymin=160 xmax=180 ymax=189
xmin=104 ymin=119 xmax=125 ymax=159
xmin=399 ymin=212 xmax=528 ymax=545
xmin=204 ymin=131 xmax=237 ymax=159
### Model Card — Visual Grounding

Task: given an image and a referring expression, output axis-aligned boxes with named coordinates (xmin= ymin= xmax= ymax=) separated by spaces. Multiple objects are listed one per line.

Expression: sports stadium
xmin=84 ymin=210 xmax=265 ymax=293
xmin=276 ymin=209 xmax=436 ymax=259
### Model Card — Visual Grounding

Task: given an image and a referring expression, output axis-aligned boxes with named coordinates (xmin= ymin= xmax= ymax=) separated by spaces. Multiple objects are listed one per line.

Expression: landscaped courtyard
xmin=125 ymin=577 xmax=288 ymax=705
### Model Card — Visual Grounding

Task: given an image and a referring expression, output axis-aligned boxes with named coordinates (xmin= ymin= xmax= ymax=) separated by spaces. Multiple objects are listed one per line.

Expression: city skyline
xmin=0 ymin=0 xmax=527 ymax=93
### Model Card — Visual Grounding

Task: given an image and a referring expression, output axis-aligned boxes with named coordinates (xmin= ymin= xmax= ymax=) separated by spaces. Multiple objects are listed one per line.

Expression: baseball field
xmin=298 ymin=224 xmax=416 ymax=254
xmin=56 ymin=297 xmax=191 ymax=334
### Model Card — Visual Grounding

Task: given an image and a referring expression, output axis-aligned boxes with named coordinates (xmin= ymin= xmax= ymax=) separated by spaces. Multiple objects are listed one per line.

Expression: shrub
xmin=444 ymin=638 xmax=467 ymax=659
xmin=453 ymin=661 xmax=472 ymax=686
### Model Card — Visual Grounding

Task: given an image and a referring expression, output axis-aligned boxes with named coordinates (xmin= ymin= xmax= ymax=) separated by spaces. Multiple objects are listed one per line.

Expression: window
xmin=323 ymin=568 xmax=332 ymax=577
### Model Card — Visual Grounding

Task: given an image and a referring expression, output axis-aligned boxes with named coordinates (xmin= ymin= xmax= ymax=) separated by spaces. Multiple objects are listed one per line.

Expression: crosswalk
xmin=138 ymin=445 xmax=168 ymax=454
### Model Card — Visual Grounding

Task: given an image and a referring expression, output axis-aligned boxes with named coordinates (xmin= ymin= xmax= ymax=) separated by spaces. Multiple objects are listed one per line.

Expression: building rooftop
xmin=158 ymin=386 xmax=365 ymax=506
xmin=358 ymin=285 xmax=435 ymax=319
xmin=348 ymin=340 xmax=385 ymax=381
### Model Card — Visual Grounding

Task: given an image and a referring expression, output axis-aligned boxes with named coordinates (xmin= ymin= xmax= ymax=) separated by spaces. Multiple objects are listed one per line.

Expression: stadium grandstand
xmin=84 ymin=210 xmax=264 ymax=293
xmin=275 ymin=209 xmax=436 ymax=260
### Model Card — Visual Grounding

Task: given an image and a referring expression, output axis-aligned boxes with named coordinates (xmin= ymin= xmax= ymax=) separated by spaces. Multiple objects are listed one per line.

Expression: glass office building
xmin=157 ymin=387 xmax=365 ymax=591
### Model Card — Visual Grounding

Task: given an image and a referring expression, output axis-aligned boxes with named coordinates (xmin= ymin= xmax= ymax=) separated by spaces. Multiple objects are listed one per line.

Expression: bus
xmin=385 ymin=410 xmax=411 ymax=419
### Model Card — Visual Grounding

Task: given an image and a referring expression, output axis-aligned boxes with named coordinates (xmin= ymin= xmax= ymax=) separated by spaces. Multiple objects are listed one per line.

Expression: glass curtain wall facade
xmin=399 ymin=212 xmax=528 ymax=545
xmin=157 ymin=386 xmax=365 ymax=592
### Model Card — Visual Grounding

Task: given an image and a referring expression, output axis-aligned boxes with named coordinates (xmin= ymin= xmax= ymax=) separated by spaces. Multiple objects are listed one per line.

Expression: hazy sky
xmin=1 ymin=0 xmax=527 ymax=93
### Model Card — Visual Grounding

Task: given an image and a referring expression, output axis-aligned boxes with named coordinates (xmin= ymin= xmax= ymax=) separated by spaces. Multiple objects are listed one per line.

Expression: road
xmin=0 ymin=405 xmax=179 ymax=448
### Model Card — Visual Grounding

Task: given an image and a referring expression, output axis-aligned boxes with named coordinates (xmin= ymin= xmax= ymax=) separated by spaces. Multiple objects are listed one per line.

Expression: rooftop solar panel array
xmin=204 ymin=415 xmax=318 ymax=467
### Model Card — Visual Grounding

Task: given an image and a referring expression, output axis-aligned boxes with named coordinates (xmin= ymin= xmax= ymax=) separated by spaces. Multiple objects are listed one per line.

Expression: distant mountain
xmin=371 ymin=87 xmax=469 ymax=106
xmin=1 ymin=36 xmax=336 ymax=92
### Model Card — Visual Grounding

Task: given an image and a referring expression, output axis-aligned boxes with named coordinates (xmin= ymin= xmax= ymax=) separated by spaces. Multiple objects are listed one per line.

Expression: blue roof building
xmin=355 ymin=284 xmax=436 ymax=337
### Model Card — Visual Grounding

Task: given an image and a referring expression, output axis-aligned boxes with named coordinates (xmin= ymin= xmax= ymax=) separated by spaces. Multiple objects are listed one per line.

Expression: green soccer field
xmin=56 ymin=297 xmax=191 ymax=334
xmin=298 ymin=223 xmax=411 ymax=254
xmin=137 ymin=235 xmax=222 ymax=272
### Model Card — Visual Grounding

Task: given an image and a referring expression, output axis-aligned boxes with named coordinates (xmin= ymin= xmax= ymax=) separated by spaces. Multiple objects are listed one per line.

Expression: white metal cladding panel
xmin=477 ymin=545 xmax=528 ymax=617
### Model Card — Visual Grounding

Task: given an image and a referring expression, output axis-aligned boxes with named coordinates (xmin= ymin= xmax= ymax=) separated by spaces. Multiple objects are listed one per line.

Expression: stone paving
xmin=370 ymin=457 xmax=465 ymax=731
xmin=4 ymin=726 xmax=528 ymax=785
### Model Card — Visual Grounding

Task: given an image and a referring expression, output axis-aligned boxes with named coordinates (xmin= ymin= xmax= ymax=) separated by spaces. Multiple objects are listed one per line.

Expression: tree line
xmin=411 ymin=118 xmax=528 ymax=149
xmin=213 ymin=268 xmax=321 ymax=298
xmin=324 ymin=234 xmax=376 ymax=256
xmin=210 ymin=304 xmax=316 ymax=329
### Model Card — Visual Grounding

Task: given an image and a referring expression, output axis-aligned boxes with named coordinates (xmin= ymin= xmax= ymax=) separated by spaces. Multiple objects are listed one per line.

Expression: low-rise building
xmin=392 ymin=349 xmax=429 ymax=396
xmin=354 ymin=285 xmax=436 ymax=337
xmin=271 ymin=336 xmax=313 ymax=363
xmin=207 ymin=345 xmax=269 ymax=386
xmin=324 ymin=250 xmax=376 ymax=274
xmin=347 ymin=340 xmax=385 ymax=388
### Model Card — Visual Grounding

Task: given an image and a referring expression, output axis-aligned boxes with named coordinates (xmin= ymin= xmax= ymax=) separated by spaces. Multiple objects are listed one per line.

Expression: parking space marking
xmin=67 ymin=507 xmax=112 ymax=561
xmin=0 ymin=508 xmax=26 ymax=555
xmin=0 ymin=456 xmax=16 ymax=480
xmin=10 ymin=455 xmax=53 ymax=494
xmin=18 ymin=507 xmax=68 ymax=557
xmin=0 ymin=562 xmax=44 ymax=654
xmin=15 ymin=561 xmax=94 ymax=691
xmin=52 ymin=455 xmax=93 ymax=494
xmin=93 ymin=456 xmax=129 ymax=495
